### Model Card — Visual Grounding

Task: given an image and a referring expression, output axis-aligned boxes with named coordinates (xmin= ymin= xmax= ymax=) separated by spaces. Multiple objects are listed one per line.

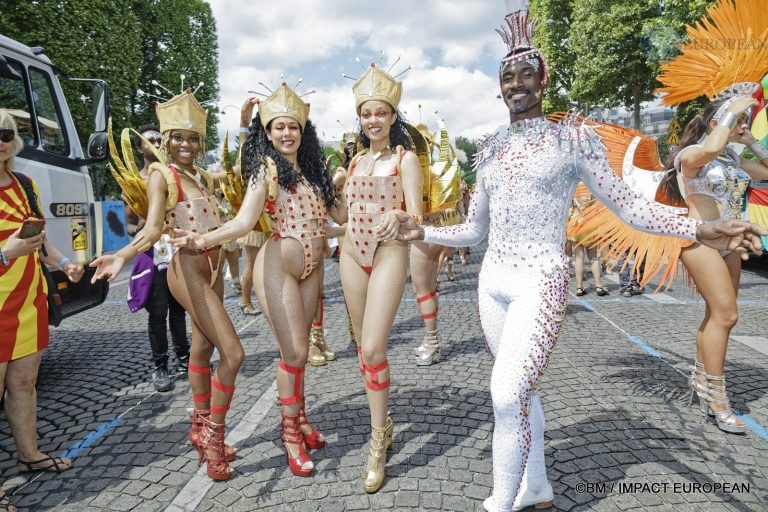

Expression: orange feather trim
xmin=656 ymin=0 xmax=768 ymax=105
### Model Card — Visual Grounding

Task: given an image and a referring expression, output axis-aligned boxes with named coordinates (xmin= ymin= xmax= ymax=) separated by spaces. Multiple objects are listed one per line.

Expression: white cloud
xmin=211 ymin=1 xmax=512 ymax=148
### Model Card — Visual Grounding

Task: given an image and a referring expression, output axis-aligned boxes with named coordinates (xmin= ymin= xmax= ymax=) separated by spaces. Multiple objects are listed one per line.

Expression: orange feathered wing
xmin=564 ymin=120 xmax=692 ymax=290
xmin=656 ymin=0 xmax=768 ymax=105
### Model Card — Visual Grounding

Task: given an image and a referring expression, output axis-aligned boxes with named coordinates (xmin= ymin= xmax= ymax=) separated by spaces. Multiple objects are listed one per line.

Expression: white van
xmin=0 ymin=34 xmax=110 ymax=319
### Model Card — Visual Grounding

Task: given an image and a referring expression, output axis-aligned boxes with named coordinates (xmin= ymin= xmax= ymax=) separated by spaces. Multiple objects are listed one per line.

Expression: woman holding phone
xmin=0 ymin=108 xmax=84 ymax=512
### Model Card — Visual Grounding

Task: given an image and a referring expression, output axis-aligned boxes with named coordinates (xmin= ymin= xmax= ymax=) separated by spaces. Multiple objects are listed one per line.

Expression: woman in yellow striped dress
xmin=0 ymin=109 xmax=84 ymax=512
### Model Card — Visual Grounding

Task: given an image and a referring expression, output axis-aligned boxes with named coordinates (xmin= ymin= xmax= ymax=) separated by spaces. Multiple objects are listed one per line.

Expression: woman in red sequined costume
xmin=172 ymin=84 xmax=342 ymax=478
xmin=92 ymin=91 xmax=243 ymax=481
xmin=339 ymin=63 xmax=423 ymax=493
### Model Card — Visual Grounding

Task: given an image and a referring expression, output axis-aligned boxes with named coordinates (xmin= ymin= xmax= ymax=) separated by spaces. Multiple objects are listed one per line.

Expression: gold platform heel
xmin=310 ymin=326 xmax=336 ymax=361
xmin=363 ymin=424 xmax=389 ymax=493
xmin=703 ymin=374 xmax=746 ymax=434
xmin=307 ymin=330 xmax=326 ymax=366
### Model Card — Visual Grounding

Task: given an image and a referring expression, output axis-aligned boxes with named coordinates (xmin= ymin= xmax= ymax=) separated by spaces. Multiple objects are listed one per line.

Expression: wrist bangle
xmin=0 ymin=248 xmax=9 ymax=266
xmin=749 ymin=141 xmax=768 ymax=160
xmin=718 ymin=112 xmax=737 ymax=131
xmin=411 ymin=214 xmax=422 ymax=226
xmin=58 ymin=257 xmax=71 ymax=270
xmin=239 ymin=127 xmax=249 ymax=134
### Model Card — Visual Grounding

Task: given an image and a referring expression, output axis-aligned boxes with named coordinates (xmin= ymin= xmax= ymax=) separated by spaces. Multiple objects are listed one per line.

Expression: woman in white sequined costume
xmin=92 ymin=91 xmax=243 ymax=481
xmin=380 ymin=11 xmax=766 ymax=512
xmin=656 ymin=91 xmax=768 ymax=434
xmin=172 ymin=85 xmax=342 ymax=478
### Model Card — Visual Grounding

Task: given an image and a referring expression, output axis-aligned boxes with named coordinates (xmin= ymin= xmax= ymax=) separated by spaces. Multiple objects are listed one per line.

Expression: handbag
xmin=127 ymin=248 xmax=156 ymax=312
xmin=40 ymin=261 xmax=64 ymax=326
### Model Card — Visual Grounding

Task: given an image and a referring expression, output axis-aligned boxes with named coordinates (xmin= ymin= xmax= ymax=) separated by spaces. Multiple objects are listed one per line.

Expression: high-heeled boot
xmin=310 ymin=326 xmax=336 ymax=361
xmin=416 ymin=330 xmax=442 ymax=366
xmin=189 ymin=409 xmax=237 ymax=462
xmin=702 ymin=374 xmax=746 ymax=434
xmin=197 ymin=415 xmax=233 ymax=481
xmin=687 ymin=360 xmax=707 ymax=406
xmin=363 ymin=423 xmax=389 ymax=493
xmin=281 ymin=410 xmax=314 ymax=477
xmin=444 ymin=259 xmax=455 ymax=281
xmin=299 ymin=403 xmax=326 ymax=449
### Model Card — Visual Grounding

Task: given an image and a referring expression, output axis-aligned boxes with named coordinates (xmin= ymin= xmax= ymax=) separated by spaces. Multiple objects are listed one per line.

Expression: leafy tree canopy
xmin=0 ymin=0 xmax=220 ymax=198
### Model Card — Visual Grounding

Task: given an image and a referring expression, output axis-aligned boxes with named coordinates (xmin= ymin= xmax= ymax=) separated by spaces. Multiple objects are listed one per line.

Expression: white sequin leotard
xmin=423 ymin=117 xmax=701 ymax=511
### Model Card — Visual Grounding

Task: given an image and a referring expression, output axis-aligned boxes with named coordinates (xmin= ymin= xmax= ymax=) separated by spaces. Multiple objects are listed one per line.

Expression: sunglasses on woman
xmin=0 ymin=128 xmax=14 ymax=143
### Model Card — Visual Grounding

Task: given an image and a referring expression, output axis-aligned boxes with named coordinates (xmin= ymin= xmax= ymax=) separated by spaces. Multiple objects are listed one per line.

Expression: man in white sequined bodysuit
xmin=377 ymin=11 xmax=767 ymax=512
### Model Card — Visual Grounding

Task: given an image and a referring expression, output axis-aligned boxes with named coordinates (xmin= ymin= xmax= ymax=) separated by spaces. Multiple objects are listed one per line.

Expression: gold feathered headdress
xmin=656 ymin=0 xmax=768 ymax=105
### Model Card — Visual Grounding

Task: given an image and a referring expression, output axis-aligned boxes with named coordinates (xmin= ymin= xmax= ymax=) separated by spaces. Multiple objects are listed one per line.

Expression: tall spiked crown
xmin=352 ymin=64 xmax=403 ymax=112
xmin=496 ymin=10 xmax=549 ymax=87
xmin=258 ymin=83 xmax=310 ymax=129
xmin=155 ymin=90 xmax=207 ymax=136
xmin=655 ymin=0 xmax=768 ymax=106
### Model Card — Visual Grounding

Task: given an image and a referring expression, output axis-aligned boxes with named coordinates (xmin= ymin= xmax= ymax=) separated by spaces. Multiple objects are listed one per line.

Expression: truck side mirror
xmin=87 ymin=132 xmax=107 ymax=159
xmin=0 ymin=55 xmax=22 ymax=80
xmin=91 ymin=80 xmax=110 ymax=133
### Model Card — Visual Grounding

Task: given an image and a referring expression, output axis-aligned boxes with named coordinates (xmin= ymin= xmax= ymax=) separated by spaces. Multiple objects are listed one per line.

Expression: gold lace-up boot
xmin=363 ymin=417 xmax=393 ymax=493
xmin=310 ymin=326 xmax=335 ymax=361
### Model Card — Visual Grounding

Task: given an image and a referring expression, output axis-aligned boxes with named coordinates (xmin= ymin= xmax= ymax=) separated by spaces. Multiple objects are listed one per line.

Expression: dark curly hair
xmin=356 ymin=111 xmax=415 ymax=152
xmin=657 ymin=99 xmax=724 ymax=207
xmin=241 ymin=113 xmax=336 ymax=208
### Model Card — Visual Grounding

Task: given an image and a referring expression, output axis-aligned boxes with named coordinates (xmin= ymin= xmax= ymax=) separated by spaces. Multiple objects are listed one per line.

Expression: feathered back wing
xmin=219 ymin=134 xmax=246 ymax=213
xmin=107 ymin=118 xmax=149 ymax=219
xmin=656 ymin=0 xmax=768 ymax=105
xmin=565 ymin=120 xmax=692 ymax=290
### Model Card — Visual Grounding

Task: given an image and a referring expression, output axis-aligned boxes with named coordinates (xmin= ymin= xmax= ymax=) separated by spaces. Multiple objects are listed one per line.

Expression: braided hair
xmin=241 ymin=113 xmax=336 ymax=208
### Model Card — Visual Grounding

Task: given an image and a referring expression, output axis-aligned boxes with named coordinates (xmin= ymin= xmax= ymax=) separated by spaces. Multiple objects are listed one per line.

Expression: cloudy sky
xmin=209 ymin=0 xmax=521 ymax=146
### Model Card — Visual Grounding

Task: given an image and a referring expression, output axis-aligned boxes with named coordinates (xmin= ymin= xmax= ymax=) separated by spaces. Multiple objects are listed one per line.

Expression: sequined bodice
xmin=423 ymin=118 xmax=701 ymax=269
xmin=346 ymin=174 xmax=404 ymax=267
xmin=166 ymin=196 xmax=220 ymax=234
xmin=270 ymin=189 xmax=327 ymax=240
xmin=676 ymin=145 xmax=751 ymax=220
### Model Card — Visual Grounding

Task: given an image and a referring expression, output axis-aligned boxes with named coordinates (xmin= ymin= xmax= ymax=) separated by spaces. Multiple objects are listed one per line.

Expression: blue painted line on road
xmin=739 ymin=415 xmax=768 ymax=443
xmin=628 ymin=335 xmax=661 ymax=358
xmin=583 ymin=303 xmax=768 ymax=444
xmin=63 ymin=416 xmax=123 ymax=459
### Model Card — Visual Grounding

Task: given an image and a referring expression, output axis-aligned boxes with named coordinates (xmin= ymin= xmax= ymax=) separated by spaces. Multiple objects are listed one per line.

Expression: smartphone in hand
xmin=20 ymin=217 xmax=46 ymax=239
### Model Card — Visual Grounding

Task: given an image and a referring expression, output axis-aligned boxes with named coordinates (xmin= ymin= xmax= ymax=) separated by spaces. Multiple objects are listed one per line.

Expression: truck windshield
xmin=0 ymin=58 xmax=69 ymax=155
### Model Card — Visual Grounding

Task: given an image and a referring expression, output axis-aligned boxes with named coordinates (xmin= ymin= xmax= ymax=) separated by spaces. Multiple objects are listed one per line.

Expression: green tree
xmin=130 ymin=0 xmax=220 ymax=150
xmin=454 ymin=136 xmax=477 ymax=186
xmin=0 ymin=0 xmax=221 ymax=197
xmin=0 ymin=0 xmax=143 ymax=138
xmin=529 ymin=0 xmax=576 ymax=114
xmin=569 ymin=0 xmax=661 ymax=127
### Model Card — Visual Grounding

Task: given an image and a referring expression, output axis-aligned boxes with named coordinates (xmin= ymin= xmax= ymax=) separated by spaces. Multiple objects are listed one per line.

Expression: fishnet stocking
xmin=253 ymin=237 xmax=323 ymax=411
xmin=410 ymin=241 xmax=442 ymax=331
xmin=340 ymin=240 xmax=407 ymax=428
xmin=168 ymin=248 xmax=245 ymax=423
xmin=680 ymin=244 xmax=741 ymax=377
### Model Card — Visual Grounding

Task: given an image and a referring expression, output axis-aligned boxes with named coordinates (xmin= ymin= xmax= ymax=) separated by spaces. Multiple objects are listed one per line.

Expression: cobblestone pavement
xmin=1 ymin=244 xmax=766 ymax=511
